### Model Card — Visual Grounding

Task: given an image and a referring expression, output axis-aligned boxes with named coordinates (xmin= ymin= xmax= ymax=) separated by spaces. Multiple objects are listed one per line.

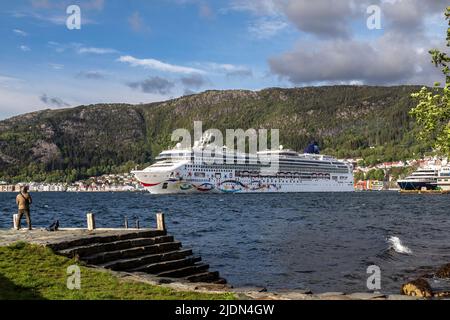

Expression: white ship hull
xmin=133 ymin=166 xmax=354 ymax=194
xmin=142 ymin=180 xmax=353 ymax=194
xmin=132 ymin=141 xmax=354 ymax=194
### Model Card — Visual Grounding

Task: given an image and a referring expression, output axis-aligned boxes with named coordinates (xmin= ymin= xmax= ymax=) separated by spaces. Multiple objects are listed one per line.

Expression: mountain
xmin=0 ymin=85 xmax=431 ymax=183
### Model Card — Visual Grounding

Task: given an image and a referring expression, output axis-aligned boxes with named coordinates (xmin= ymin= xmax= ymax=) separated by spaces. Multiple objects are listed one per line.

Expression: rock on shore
xmin=436 ymin=263 xmax=450 ymax=278
xmin=401 ymin=278 xmax=433 ymax=298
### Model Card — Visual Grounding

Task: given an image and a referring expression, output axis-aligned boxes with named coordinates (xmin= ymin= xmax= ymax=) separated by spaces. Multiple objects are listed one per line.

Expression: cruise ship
xmin=132 ymin=137 xmax=354 ymax=194
xmin=397 ymin=167 xmax=440 ymax=191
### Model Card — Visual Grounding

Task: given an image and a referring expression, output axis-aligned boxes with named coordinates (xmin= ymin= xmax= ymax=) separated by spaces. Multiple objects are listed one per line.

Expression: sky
xmin=0 ymin=0 xmax=448 ymax=120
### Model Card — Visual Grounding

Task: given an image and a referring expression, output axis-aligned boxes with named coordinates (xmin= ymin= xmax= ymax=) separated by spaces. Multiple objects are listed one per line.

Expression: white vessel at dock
xmin=436 ymin=166 xmax=450 ymax=191
xmin=132 ymin=137 xmax=354 ymax=194
xmin=397 ymin=166 xmax=440 ymax=191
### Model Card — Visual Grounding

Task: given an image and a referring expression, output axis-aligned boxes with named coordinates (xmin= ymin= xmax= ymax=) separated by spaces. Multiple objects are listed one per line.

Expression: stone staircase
xmin=48 ymin=229 xmax=226 ymax=284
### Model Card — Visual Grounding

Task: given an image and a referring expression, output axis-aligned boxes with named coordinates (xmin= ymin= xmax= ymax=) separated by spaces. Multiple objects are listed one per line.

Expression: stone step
xmin=83 ymin=241 xmax=182 ymax=265
xmin=184 ymin=271 xmax=220 ymax=283
xmin=156 ymin=263 xmax=209 ymax=278
xmin=100 ymin=249 xmax=194 ymax=271
xmin=58 ymin=235 xmax=174 ymax=258
xmin=213 ymin=278 xmax=228 ymax=285
xmin=131 ymin=256 xmax=202 ymax=274
xmin=49 ymin=230 xmax=167 ymax=251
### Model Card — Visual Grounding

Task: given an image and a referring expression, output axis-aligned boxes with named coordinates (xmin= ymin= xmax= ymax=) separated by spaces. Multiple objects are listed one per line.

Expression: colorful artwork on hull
xmin=175 ymin=180 xmax=281 ymax=193
xmin=219 ymin=180 xmax=280 ymax=192
xmin=179 ymin=184 xmax=193 ymax=190
xmin=144 ymin=179 xmax=282 ymax=193
xmin=218 ymin=180 xmax=246 ymax=193
xmin=141 ymin=182 xmax=161 ymax=187
xmin=195 ymin=183 xmax=215 ymax=192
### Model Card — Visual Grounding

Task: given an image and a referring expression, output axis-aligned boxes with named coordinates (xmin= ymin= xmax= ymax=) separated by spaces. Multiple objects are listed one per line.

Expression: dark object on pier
xmin=49 ymin=228 xmax=226 ymax=285
xmin=46 ymin=220 xmax=59 ymax=232
xmin=304 ymin=141 xmax=320 ymax=154
xmin=135 ymin=216 xmax=140 ymax=229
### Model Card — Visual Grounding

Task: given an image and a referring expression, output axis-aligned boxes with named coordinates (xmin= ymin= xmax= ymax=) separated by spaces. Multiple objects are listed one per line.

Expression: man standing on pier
xmin=16 ymin=186 xmax=32 ymax=230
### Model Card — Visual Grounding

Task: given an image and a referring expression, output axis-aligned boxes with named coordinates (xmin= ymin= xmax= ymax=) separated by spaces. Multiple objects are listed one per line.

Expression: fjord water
xmin=1 ymin=192 xmax=449 ymax=294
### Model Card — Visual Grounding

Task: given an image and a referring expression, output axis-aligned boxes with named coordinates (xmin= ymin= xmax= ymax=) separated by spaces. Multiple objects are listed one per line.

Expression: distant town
xmin=0 ymin=156 xmax=447 ymax=193
xmin=349 ymin=156 xmax=447 ymax=191
xmin=0 ymin=173 xmax=144 ymax=193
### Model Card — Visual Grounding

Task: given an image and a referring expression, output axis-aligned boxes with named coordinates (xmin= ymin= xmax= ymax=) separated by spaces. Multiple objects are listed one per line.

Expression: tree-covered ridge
xmin=410 ymin=7 xmax=450 ymax=156
xmin=0 ymin=85 xmax=434 ymax=183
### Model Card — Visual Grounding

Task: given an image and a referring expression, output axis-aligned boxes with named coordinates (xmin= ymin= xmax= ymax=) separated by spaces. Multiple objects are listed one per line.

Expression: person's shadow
xmin=0 ymin=273 xmax=46 ymax=300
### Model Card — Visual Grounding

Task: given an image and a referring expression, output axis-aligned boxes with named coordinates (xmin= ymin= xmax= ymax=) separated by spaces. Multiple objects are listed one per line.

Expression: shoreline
xmin=0 ymin=228 xmax=447 ymax=300
xmin=0 ymin=238 xmax=422 ymax=301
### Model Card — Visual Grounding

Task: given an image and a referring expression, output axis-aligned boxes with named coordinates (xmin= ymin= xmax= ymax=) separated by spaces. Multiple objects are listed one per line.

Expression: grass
xmin=0 ymin=242 xmax=235 ymax=300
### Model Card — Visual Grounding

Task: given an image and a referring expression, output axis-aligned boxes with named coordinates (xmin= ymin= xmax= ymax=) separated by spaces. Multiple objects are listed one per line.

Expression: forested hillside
xmin=0 ymin=86 xmax=432 ymax=183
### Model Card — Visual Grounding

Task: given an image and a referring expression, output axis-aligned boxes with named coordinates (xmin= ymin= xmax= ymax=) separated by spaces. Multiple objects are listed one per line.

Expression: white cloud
xmin=0 ymin=87 xmax=44 ymax=120
xmin=279 ymin=0 xmax=358 ymax=39
xmin=19 ymin=45 xmax=31 ymax=52
xmin=202 ymin=62 xmax=236 ymax=72
xmin=0 ymin=78 xmax=175 ymax=120
xmin=248 ymin=17 xmax=288 ymax=39
xmin=47 ymin=42 xmax=119 ymax=55
xmin=30 ymin=0 xmax=105 ymax=11
xmin=76 ymin=70 xmax=108 ymax=79
xmin=47 ymin=41 xmax=68 ymax=53
xmin=268 ymin=34 xmax=444 ymax=86
xmin=225 ymin=0 xmax=280 ymax=16
xmin=48 ymin=63 xmax=64 ymax=70
xmin=12 ymin=11 xmax=96 ymax=26
xmin=0 ymin=75 xmax=20 ymax=83
xmin=196 ymin=62 xmax=253 ymax=77
xmin=13 ymin=29 xmax=28 ymax=36
xmin=247 ymin=0 xmax=449 ymax=85
xmin=118 ymin=55 xmax=206 ymax=74
xmin=77 ymin=47 xmax=118 ymax=54
xmin=0 ymin=75 xmax=23 ymax=89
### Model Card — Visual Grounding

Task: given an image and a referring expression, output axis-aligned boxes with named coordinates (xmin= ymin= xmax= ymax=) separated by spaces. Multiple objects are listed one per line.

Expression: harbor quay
xmin=1 ymin=212 xmax=449 ymax=301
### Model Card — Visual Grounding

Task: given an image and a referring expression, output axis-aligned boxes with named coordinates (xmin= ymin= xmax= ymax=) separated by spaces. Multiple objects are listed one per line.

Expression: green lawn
xmin=0 ymin=242 xmax=235 ymax=300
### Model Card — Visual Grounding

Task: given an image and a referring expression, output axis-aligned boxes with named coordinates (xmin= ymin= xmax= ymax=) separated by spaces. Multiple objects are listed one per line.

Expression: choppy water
xmin=1 ymin=191 xmax=449 ymax=294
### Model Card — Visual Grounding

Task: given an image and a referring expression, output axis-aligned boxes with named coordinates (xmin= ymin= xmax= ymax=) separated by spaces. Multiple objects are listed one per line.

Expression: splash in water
xmin=387 ymin=236 xmax=412 ymax=254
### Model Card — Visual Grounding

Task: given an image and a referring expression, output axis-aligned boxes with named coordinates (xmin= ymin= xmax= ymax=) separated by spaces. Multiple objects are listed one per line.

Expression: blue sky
xmin=0 ymin=0 xmax=448 ymax=119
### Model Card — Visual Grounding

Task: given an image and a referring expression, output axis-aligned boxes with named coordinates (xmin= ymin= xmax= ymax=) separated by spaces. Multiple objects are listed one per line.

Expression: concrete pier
xmin=2 ymin=215 xmax=447 ymax=300
xmin=0 ymin=214 xmax=226 ymax=285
